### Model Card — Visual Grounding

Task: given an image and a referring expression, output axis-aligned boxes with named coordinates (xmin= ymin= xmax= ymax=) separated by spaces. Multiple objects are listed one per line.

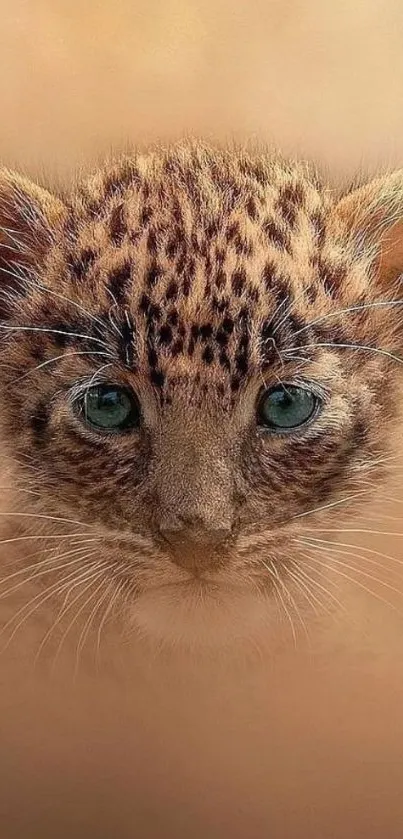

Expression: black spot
xmin=141 ymin=206 xmax=153 ymax=226
xmin=235 ymin=236 xmax=254 ymax=257
xmin=148 ymin=303 xmax=162 ymax=321
xmin=215 ymin=246 xmax=225 ymax=265
xmin=150 ymin=369 xmax=165 ymax=388
xmin=231 ymin=269 xmax=246 ymax=296
xmin=183 ymin=277 xmax=191 ymax=297
xmin=165 ymin=281 xmax=179 ymax=302
xmin=147 ymin=228 xmax=157 ymax=253
xmin=176 ymin=254 xmax=186 ymax=275
xmin=187 ymin=338 xmax=195 ymax=356
xmin=215 ymin=269 xmax=226 ymax=291
xmin=200 ymin=323 xmax=213 ymax=340
xmin=235 ymin=354 xmax=248 ymax=375
xmin=226 ymin=221 xmax=241 ymax=242
xmin=250 ymin=287 xmax=259 ymax=303
xmin=230 ymin=376 xmax=241 ymax=392
xmin=191 ymin=324 xmax=200 ymax=341
xmin=119 ymin=312 xmax=136 ymax=368
xmin=206 ymin=219 xmax=220 ymax=238
xmin=139 ymin=293 xmax=151 ymax=314
xmin=168 ymin=310 xmax=179 ymax=327
xmin=222 ymin=317 xmax=234 ymax=335
xmin=172 ymin=200 xmax=183 ymax=226
xmin=108 ymin=262 xmax=131 ymax=305
xmin=246 ymin=197 xmax=258 ymax=220
xmin=159 ymin=325 xmax=173 ymax=344
xmin=147 ymin=263 xmax=161 ymax=289
xmin=215 ymin=328 xmax=229 ymax=347
xmin=263 ymin=219 xmax=290 ymax=250
xmin=262 ymin=259 xmax=276 ymax=290
xmin=202 ymin=346 xmax=214 ymax=364
xmin=219 ymin=350 xmax=231 ymax=371
xmin=276 ymin=184 xmax=304 ymax=229
xmin=70 ymin=248 xmax=96 ymax=281
xmin=311 ymin=210 xmax=326 ymax=248
xmin=172 ymin=338 xmax=184 ymax=356
xmin=212 ymin=295 xmax=229 ymax=315
xmin=103 ymin=176 xmax=120 ymax=198
xmin=148 ymin=347 xmax=158 ymax=368
xmin=166 ymin=236 xmax=180 ymax=259
xmin=109 ymin=204 xmax=126 ymax=245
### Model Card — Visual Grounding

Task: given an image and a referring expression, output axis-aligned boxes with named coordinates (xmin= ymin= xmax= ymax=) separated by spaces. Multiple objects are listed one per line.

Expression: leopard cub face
xmin=0 ymin=143 xmax=402 ymax=645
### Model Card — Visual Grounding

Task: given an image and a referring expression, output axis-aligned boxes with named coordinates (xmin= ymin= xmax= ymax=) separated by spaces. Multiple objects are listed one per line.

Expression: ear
xmin=332 ymin=170 xmax=403 ymax=288
xmin=0 ymin=169 xmax=66 ymax=316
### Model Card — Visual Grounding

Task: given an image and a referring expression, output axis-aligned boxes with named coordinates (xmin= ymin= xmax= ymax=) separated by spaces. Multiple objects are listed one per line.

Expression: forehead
xmin=44 ymin=147 xmax=353 ymax=396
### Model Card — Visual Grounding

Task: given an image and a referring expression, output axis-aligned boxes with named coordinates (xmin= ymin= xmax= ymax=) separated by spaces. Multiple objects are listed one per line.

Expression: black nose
xmin=158 ymin=518 xmax=232 ymax=572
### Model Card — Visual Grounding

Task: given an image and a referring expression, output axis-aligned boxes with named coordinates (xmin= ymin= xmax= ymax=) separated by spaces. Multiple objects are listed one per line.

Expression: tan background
xmin=2 ymin=1 xmax=403 ymax=837
xmin=2 ymin=0 xmax=403 ymax=180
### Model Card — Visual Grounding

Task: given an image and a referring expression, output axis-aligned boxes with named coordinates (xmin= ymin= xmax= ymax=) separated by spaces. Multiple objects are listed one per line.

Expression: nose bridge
xmin=154 ymin=419 xmax=233 ymax=531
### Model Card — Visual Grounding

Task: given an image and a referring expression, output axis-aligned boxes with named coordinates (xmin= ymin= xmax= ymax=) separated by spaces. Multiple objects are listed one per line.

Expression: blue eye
xmin=257 ymin=385 xmax=320 ymax=432
xmin=78 ymin=385 xmax=140 ymax=432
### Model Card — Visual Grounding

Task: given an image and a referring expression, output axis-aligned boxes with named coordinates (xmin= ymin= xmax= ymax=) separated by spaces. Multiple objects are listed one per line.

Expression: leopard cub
xmin=0 ymin=142 xmax=401 ymax=648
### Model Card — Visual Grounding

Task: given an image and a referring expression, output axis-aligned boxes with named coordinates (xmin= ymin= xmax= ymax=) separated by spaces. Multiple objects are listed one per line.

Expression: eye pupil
xmin=258 ymin=385 xmax=319 ymax=431
xmin=80 ymin=385 xmax=140 ymax=432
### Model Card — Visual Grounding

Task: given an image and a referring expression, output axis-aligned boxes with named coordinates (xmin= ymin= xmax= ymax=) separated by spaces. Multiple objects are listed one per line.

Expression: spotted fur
xmin=0 ymin=141 xmax=402 ymax=646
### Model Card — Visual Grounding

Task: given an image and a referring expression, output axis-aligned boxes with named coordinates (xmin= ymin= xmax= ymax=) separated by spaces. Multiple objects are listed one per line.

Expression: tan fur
xmin=0 ymin=141 xmax=402 ymax=650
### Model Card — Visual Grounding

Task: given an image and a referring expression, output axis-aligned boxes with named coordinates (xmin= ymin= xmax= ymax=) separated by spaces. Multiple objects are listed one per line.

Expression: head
xmin=0 ymin=143 xmax=402 ymax=647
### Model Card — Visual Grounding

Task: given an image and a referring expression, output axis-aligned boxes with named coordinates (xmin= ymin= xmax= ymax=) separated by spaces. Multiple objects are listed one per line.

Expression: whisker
xmin=0 ymin=511 xmax=94 ymax=527
xmin=298 ymin=542 xmax=403 ymax=600
xmin=34 ymin=557 xmax=106 ymax=663
xmin=287 ymin=560 xmax=337 ymax=616
xmin=8 ymin=349 xmax=115 ymax=386
xmin=290 ymin=341 xmax=403 ymax=367
xmin=289 ymin=300 xmax=403 ymax=341
xmin=0 ymin=538 xmax=98 ymax=592
xmin=96 ymin=582 xmax=121 ymax=668
xmin=0 ymin=323 xmax=111 ymax=351
xmin=51 ymin=569 xmax=111 ymax=674
xmin=0 ymin=532 xmax=102 ymax=546
xmin=302 ymin=552 xmax=403 ymax=617
xmin=296 ymin=535 xmax=403 ymax=570
xmin=73 ymin=579 xmax=112 ymax=679
xmin=262 ymin=560 xmax=298 ymax=646
xmin=285 ymin=563 xmax=324 ymax=618
xmin=291 ymin=490 xmax=369 ymax=520
xmin=0 ymin=547 xmax=99 ymax=604
xmin=0 ymin=561 xmax=105 ymax=652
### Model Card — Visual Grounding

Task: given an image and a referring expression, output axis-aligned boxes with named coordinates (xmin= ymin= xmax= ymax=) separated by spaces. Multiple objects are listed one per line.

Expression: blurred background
xmin=2 ymin=0 xmax=403 ymax=181
xmin=1 ymin=2 xmax=403 ymax=837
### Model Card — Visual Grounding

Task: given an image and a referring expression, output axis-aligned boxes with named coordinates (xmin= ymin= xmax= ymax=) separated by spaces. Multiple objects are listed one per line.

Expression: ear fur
xmin=0 ymin=170 xmax=66 ymax=316
xmin=333 ymin=170 xmax=403 ymax=288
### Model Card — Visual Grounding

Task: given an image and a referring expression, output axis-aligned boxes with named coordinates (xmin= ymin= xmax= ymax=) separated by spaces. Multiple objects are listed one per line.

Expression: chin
xmin=126 ymin=579 xmax=276 ymax=650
